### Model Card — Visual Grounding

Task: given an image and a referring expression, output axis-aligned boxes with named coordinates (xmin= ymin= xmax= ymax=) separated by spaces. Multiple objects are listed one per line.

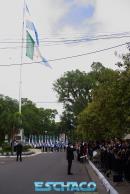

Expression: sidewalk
xmin=106 ymin=173 xmax=130 ymax=194
xmin=89 ymin=160 xmax=130 ymax=194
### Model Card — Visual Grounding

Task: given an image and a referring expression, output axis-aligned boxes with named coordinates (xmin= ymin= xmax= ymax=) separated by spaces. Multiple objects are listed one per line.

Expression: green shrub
xmin=2 ymin=144 xmax=11 ymax=152
xmin=1 ymin=143 xmax=32 ymax=153
xmin=23 ymin=145 xmax=32 ymax=152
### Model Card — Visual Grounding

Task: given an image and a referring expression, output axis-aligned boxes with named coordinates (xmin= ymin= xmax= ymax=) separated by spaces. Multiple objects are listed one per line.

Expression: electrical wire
xmin=0 ymin=42 xmax=127 ymax=67
xmin=0 ymin=30 xmax=130 ymax=41
xmin=0 ymin=34 xmax=130 ymax=50
xmin=0 ymin=31 xmax=130 ymax=44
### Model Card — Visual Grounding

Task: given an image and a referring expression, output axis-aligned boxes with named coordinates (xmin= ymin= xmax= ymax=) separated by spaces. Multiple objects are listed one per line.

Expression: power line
xmin=0 ymin=34 xmax=130 ymax=45
xmin=0 ymin=42 xmax=128 ymax=67
xmin=0 ymin=30 xmax=130 ymax=41
xmin=0 ymin=31 xmax=130 ymax=51
xmin=0 ymin=34 xmax=129 ymax=50
xmin=0 ymin=31 xmax=130 ymax=46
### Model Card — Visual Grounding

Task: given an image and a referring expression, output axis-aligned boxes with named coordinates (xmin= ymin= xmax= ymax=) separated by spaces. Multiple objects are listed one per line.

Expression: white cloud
xmin=29 ymin=0 xmax=70 ymax=35
xmin=95 ymin=0 xmax=130 ymax=33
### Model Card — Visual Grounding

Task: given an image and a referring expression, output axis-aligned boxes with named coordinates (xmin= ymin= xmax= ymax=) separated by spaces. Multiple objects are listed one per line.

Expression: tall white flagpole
xmin=19 ymin=0 xmax=26 ymax=114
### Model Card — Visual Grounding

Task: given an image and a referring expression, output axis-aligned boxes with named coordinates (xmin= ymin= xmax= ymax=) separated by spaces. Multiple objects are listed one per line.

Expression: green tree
xmin=0 ymin=95 xmax=19 ymax=142
xmin=77 ymin=65 xmax=130 ymax=139
xmin=21 ymin=98 xmax=41 ymax=136
xmin=21 ymin=98 xmax=58 ymax=137
xmin=53 ymin=63 xmax=116 ymax=139
xmin=53 ymin=69 xmax=95 ymax=117
xmin=38 ymin=108 xmax=58 ymax=136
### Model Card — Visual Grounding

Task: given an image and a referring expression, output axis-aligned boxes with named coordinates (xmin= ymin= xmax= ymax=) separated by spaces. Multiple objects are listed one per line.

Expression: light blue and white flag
xmin=25 ymin=3 xmax=51 ymax=68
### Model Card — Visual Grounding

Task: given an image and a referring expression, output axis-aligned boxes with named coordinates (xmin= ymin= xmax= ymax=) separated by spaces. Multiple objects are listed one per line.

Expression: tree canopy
xmin=0 ymin=96 xmax=58 ymax=143
xmin=54 ymin=56 xmax=130 ymax=140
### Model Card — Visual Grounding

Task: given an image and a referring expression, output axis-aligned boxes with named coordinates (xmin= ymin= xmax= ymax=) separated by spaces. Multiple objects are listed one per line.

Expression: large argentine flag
xmin=25 ymin=3 xmax=51 ymax=68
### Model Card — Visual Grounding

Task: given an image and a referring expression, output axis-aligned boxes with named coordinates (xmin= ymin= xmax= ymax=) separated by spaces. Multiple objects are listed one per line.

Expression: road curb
xmin=89 ymin=160 xmax=119 ymax=194
xmin=0 ymin=151 xmax=42 ymax=158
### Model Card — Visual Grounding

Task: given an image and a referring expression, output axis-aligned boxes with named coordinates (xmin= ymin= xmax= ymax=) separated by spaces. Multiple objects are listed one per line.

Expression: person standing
xmin=16 ymin=141 xmax=23 ymax=162
xmin=80 ymin=142 xmax=85 ymax=163
xmin=66 ymin=143 xmax=74 ymax=175
xmin=42 ymin=142 xmax=45 ymax=152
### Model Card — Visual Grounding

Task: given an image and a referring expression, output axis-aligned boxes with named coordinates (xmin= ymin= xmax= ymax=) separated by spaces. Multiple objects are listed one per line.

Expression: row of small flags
xmin=27 ymin=139 xmax=67 ymax=147
xmin=25 ymin=2 xmax=51 ymax=68
xmin=28 ymin=141 xmax=65 ymax=146
xmin=27 ymin=135 xmax=61 ymax=143
xmin=25 ymin=135 xmax=68 ymax=147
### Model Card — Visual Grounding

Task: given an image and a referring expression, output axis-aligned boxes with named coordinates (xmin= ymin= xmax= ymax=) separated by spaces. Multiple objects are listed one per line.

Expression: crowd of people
xmin=75 ymin=139 xmax=130 ymax=183
xmin=12 ymin=137 xmax=130 ymax=183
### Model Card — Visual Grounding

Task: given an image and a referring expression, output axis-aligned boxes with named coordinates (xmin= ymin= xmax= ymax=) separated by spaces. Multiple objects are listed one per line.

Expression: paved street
xmin=0 ymin=152 xmax=105 ymax=194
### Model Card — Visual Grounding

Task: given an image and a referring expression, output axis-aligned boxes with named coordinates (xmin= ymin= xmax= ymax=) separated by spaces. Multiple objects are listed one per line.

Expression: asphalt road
xmin=0 ymin=152 xmax=91 ymax=194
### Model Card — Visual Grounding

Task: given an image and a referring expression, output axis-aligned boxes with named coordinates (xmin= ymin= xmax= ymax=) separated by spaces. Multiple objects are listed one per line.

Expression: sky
xmin=0 ymin=0 xmax=130 ymax=120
